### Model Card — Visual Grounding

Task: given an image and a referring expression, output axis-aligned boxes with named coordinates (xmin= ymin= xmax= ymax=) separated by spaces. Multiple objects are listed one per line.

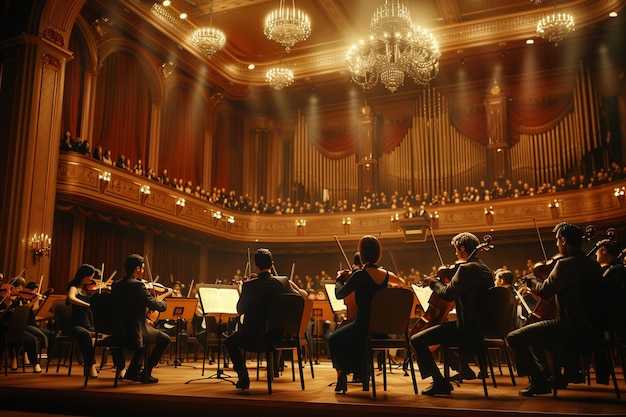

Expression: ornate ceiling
xmin=89 ymin=0 xmax=624 ymax=110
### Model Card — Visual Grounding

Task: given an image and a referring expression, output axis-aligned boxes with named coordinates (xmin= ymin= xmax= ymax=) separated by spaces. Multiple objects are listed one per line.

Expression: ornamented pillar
xmin=484 ymin=81 xmax=511 ymax=183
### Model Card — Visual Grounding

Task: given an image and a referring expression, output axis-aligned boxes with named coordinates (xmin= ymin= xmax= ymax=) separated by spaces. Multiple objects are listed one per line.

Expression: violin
xmin=586 ymin=227 xmax=617 ymax=258
xmin=18 ymin=287 xmax=54 ymax=301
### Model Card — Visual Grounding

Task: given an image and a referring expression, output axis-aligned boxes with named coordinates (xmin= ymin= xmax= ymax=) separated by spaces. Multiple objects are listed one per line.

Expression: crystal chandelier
xmin=264 ymin=0 xmax=311 ymax=53
xmin=191 ymin=1 xmax=226 ymax=59
xmin=536 ymin=12 xmax=575 ymax=45
xmin=266 ymin=67 xmax=294 ymax=90
xmin=346 ymin=0 xmax=440 ymax=93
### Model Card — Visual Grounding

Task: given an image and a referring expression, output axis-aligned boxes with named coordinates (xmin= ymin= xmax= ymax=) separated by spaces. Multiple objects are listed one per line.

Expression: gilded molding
xmin=43 ymin=27 xmax=65 ymax=47
xmin=42 ymin=53 xmax=61 ymax=71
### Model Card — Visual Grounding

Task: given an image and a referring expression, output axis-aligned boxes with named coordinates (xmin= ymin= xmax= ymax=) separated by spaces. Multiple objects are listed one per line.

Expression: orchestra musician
xmin=0 ymin=276 xmax=43 ymax=372
xmin=66 ymin=264 xmax=99 ymax=379
xmin=224 ymin=248 xmax=289 ymax=390
xmin=506 ymin=222 xmax=602 ymax=396
xmin=327 ymin=235 xmax=402 ymax=394
xmin=409 ymin=232 xmax=494 ymax=396
xmin=593 ymin=238 xmax=626 ymax=384
xmin=110 ymin=254 xmax=173 ymax=384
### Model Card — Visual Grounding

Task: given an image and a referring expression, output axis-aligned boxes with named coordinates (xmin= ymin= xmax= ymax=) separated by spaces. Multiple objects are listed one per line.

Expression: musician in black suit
xmin=224 ymin=248 xmax=287 ymax=389
xmin=506 ymin=223 xmax=602 ymax=396
xmin=111 ymin=254 xmax=172 ymax=384
xmin=410 ymin=232 xmax=494 ymax=395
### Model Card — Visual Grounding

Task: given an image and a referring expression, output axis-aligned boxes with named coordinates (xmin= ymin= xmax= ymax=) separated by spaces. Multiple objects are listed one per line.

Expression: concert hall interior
xmin=1 ymin=0 xmax=626 ymax=416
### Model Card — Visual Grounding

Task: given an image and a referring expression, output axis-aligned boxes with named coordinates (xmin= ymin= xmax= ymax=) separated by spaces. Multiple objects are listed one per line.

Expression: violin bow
xmin=143 ymin=254 xmax=155 ymax=295
xmin=533 ymin=218 xmax=548 ymax=263
xmin=187 ymin=279 xmax=195 ymax=298
xmin=290 ymin=262 xmax=296 ymax=281
xmin=333 ymin=235 xmax=352 ymax=268
xmin=428 ymin=227 xmax=445 ymax=266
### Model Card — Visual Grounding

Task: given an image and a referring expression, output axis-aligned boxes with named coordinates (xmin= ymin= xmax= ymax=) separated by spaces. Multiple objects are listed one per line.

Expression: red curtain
xmin=92 ymin=52 xmax=151 ymax=167
xmin=309 ymin=125 xmax=358 ymax=159
xmin=159 ymin=87 xmax=206 ymax=186
xmin=380 ymin=117 xmax=412 ymax=154
xmin=152 ymin=234 xmax=201 ymax=291
xmin=61 ymin=29 xmax=85 ymax=139
xmin=50 ymin=210 xmax=74 ymax=293
xmin=83 ymin=218 xmax=145 ymax=280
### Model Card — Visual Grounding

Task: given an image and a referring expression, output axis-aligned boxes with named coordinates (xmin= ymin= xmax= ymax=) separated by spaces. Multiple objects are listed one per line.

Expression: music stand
xmin=185 ymin=284 xmax=239 ymax=385
xmin=34 ymin=294 xmax=66 ymax=322
xmin=158 ymin=297 xmax=198 ymax=367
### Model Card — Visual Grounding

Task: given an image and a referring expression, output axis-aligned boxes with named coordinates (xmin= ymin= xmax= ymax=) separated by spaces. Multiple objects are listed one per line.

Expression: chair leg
xmin=370 ymin=349 xmax=377 ymax=398
xmin=502 ymin=345 xmax=517 ymax=386
xmin=267 ymin=350 xmax=273 ymax=394
xmin=296 ymin=346 xmax=305 ymax=390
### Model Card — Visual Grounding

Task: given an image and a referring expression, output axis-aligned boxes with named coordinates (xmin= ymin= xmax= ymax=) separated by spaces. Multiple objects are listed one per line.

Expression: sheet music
xmin=324 ymin=283 xmax=346 ymax=313
xmin=411 ymin=284 xmax=433 ymax=312
xmin=197 ymin=285 xmax=239 ymax=315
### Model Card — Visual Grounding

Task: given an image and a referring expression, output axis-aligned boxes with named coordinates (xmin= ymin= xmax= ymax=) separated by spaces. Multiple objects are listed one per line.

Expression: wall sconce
xmin=430 ymin=211 xmax=440 ymax=229
xmin=213 ymin=210 xmax=222 ymax=226
xmin=296 ymin=219 xmax=306 ymax=236
xmin=548 ymin=199 xmax=560 ymax=219
xmin=175 ymin=197 xmax=185 ymax=214
xmin=29 ymin=233 xmax=52 ymax=263
xmin=390 ymin=213 xmax=399 ymax=231
xmin=342 ymin=217 xmax=351 ymax=234
xmin=227 ymin=215 xmax=235 ymax=231
xmin=140 ymin=185 xmax=151 ymax=204
xmin=98 ymin=171 xmax=111 ymax=192
xmin=484 ymin=206 xmax=494 ymax=225
xmin=615 ymin=186 xmax=625 ymax=208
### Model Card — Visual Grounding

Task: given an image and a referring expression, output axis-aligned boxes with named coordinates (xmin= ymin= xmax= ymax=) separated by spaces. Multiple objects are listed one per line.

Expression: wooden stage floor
xmin=0 ymin=356 xmax=624 ymax=417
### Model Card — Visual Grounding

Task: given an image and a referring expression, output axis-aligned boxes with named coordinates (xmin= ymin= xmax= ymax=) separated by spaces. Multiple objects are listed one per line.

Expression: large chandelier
xmin=191 ymin=0 xmax=226 ymax=59
xmin=264 ymin=0 xmax=311 ymax=53
xmin=536 ymin=12 xmax=575 ymax=45
xmin=346 ymin=0 xmax=440 ymax=93
xmin=266 ymin=67 xmax=294 ymax=90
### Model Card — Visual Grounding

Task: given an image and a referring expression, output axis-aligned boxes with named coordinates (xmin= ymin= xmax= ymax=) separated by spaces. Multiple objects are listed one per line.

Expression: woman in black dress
xmin=328 ymin=235 xmax=403 ymax=393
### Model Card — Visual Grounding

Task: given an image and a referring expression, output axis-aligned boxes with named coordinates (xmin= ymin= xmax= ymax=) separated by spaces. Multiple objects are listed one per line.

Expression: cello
xmin=410 ymin=232 xmax=494 ymax=339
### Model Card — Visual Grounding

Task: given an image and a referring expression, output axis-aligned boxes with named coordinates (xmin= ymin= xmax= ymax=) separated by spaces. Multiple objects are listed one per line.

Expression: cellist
xmin=409 ymin=232 xmax=494 ymax=396
xmin=506 ymin=223 xmax=602 ymax=396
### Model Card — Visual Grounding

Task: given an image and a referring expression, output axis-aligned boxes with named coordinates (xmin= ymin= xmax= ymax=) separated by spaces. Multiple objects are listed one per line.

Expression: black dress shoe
xmin=450 ymin=370 xmax=477 ymax=382
xmin=422 ymin=381 xmax=453 ymax=396
xmin=138 ymin=371 xmax=158 ymax=384
xmin=519 ymin=381 xmax=551 ymax=396
xmin=123 ymin=372 xmax=141 ymax=382
xmin=235 ymin=377 xmax=250 ymax=390
xmin=334 ymin=372 xmax=348 ymax=394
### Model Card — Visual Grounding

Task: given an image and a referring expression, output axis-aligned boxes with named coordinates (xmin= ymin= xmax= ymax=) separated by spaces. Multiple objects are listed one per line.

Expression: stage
xmin=0 ymin=355 xmax=623 ymax=417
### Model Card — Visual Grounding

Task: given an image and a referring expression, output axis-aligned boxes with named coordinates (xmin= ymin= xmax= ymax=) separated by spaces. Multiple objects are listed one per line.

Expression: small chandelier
xmin=264 ymin=0 xmax=311 ymax=53
xmin=266 ymin=67 xmax=294 ymax=90
xmin=347 ymin=0 xmax=440 ymax=93
xmin=536 ymin=12 xmax=575 ymax=45
xmin=191 ymin=0 xmax=226 ymax=59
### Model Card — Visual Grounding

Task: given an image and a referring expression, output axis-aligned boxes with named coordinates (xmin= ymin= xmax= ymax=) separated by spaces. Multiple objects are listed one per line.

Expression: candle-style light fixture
xmin=29 ymin=233 xmax=52 ymax=262
xmin=264 ymin=0 xmax=311 ymax=53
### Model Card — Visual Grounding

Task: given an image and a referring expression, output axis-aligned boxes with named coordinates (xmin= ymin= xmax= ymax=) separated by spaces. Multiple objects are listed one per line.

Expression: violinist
xmin=224 ymin=248 xmax=287 ymax=390
xmin=0 ymin=277 xmax=42 ymax=372
xmin=110 ymin=254 xmax=173 ymax=384
xmin=593 ymin=238 xmax=626 ymax=384
xmin=66 ymin=264 xmax=99 ymax=379
xmin=409 ymin=232 xmax=494 ymax=396
xmin=327 ymin=235 xmax=401 ymax=393
xmin=22 ymin=281 xmax=54 ymax=363
xmin=506 ymin=223 xmax=602 ymax=396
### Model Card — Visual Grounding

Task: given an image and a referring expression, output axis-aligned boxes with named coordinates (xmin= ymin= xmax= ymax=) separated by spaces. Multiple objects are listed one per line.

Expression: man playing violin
xmin=110 ymin=254 xmax=173 ymax=384
xmin=506 ymin=223 xmax=602 ymax=396
xmin=409 ymin=232 xmax=494 ymax=396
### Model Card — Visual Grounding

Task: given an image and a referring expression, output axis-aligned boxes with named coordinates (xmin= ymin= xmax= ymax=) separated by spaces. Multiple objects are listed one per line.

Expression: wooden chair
xmin=45 ymin=300 xmax=76 ymax=375
xmin=247 ymin=293 xmax=305 ymax=393
xmin=367 ymin=287 xmax=418 ymax=399
xmin=88 ymin=292 xmax=147 ymax=387
xmin=480 ymin=286 xmax=518 ymax=386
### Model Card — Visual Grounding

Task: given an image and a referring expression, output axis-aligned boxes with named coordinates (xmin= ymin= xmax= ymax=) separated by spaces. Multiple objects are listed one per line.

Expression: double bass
xmin=410 ymin=232 xmax=494 ymax=340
